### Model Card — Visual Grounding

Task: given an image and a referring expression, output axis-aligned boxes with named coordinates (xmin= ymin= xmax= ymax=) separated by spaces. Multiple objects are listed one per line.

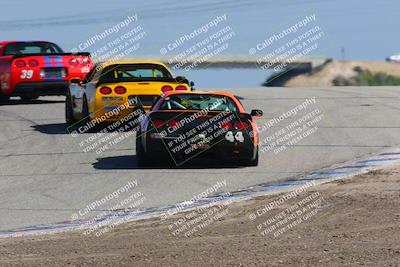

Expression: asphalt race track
xmin=1 ymin=86 xmax=399 ymax=232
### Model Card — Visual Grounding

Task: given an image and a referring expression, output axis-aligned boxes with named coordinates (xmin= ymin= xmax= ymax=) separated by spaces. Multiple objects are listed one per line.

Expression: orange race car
xmin=136 ymin=91 xmax=263 ymax=167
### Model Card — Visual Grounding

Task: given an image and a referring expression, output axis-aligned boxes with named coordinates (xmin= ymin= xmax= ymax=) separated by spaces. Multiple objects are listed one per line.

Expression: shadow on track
xmin=93 ymin=155 xmax=243 ymax=170
xmin=31 ymin=123 xmax=69 ymax=135
xmin=32 ymin=122 xmax=137 ymax=135
xmin=0 ymin=98 xmax=64 ymax=106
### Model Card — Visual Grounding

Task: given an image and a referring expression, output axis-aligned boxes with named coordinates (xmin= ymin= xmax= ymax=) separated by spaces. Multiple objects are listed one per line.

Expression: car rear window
xmin=4 ymin=42 xmax=63 ymax=55
xmin=99 ymin=64 xmax=174 ymax=83
xmin=159 ymin=94 xmax=239 ymax=112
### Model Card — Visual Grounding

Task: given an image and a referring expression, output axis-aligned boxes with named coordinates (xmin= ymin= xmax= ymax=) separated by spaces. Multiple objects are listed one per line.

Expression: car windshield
xmin=3 ymin=42 xmax=63 ymax=55
xmin=99 ymin=64 xmax=173 ymax=83
xmin=159 ymin=94 xmax=239 ymax=112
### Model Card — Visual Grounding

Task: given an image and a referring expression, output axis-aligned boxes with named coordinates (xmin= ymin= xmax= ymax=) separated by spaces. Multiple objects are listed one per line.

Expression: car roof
xmin=99 ymin=61 xmax=170 ymax=69
xmin=163 ymin=90 xmax=236 ymax=98
xmin=0 ymin=41 xmax=51 ymax=45
xmin=156 ymin=90 xmax=245 ymax=112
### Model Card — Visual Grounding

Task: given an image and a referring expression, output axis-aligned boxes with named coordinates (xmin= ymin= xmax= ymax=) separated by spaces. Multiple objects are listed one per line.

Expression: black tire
xmin=0 ymin=94 xmax=10 ymax=102
xmin=136 ymin=134 xmax=151 ymax=167
xmin=81 ymin=95 xmax=89 ymax=120
xmin=80 ymin=96 xmax=111 ymax=133
xmin=241 ymin=147 xmax=259 ymax=167
xmin=77 ymin=95 xmax=91 ymax=131
xmin=65 ymin=94 xmax=77 ymax=126
xmin=20 ymin=95 xmax=39 ymax=101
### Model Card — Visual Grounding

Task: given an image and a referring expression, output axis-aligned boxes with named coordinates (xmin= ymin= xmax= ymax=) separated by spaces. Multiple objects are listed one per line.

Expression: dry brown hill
xmin=283 ymin=60 xmax=400 ymax=87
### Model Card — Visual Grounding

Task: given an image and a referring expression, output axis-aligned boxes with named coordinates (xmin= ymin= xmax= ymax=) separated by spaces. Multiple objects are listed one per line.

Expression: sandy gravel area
xmin=1 ymin=167 xmax=399 ymax=267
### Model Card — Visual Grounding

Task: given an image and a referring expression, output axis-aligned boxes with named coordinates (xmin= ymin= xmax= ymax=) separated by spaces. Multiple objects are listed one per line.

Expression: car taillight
xmin=81 ymin=58 xmax=90 ymax=66
xmin=161 ymin=85 xmax=173 ymax=93
xmin=114 ymin=86 xmax=126 ymax=94
xmin=220 ymin=121 xmax=233 ymax=130
xmin=28 ymin=59 xmax=39 ymax=67
xmin=166 ymin=120 xmax=179 ymax=127
xmin=152 ymin=119 xmax=164 ymax=129
xmin=69 ymin=59 xmax=78 ymax=66
xmin=235 ymin=122 xmax=249 ymax=130
xmin=15 ymin=60 xmax=26 ymax=68
xmin=99 ymin=87 xmax=112 ymax=95
xmin=175 ymin=85 xmax=187 ymax=90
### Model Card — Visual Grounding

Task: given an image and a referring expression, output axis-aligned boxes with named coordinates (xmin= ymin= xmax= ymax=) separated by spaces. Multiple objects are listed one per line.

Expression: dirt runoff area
xmin=1 ymin=167 xmax=400 ymax=267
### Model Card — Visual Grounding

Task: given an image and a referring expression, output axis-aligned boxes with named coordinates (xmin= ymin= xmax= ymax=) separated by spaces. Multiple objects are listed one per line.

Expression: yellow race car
xmin=65 ymin=61 xmax=193 ymax=131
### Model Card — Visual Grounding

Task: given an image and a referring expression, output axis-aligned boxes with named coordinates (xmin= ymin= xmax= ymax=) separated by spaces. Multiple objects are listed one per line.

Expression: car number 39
xmin=20 ymin=70 xmax=34 ymax=79
xmin=225 ymin=131 xmax=244 ymax=143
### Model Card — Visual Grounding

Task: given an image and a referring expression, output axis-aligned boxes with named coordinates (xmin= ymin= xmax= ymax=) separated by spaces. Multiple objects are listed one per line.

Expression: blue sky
xmin=0 ymin=0 xmax=398 ymax=60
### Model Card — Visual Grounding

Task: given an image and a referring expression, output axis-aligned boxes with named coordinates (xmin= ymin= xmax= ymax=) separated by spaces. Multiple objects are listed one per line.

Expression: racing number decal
xmin=225 ymin=132 xmax=235 ymax=142
xmin=20 ymin=70 xmax=34 ymax=79
xmin=225 ymin=131 xmax=244 ymax=143
xmin=235 ymin=132 xmax=244 ymax=142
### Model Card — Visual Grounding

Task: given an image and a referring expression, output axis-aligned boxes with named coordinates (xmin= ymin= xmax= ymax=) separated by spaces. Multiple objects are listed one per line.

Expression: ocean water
xmin=0 ymin=0 xmax=399 ymax=61
xmin=174 ymin=68 xmax=273 ymax=89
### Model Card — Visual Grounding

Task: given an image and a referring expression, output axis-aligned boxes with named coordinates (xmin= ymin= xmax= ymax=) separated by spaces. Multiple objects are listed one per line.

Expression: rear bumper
xmin=12 ymin=81 xmax=69 ymax=96
xmin=92 ymin=101 xmax=151 ymax=123
xmin=145 ymin=136 xmax=257 ymax=164
xmin=91 ymin=106 xmax=146 ymax=126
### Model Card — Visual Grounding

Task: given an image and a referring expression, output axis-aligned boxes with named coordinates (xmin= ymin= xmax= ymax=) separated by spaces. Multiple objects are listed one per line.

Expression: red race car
xmin=0 ymin=41 xmax=93 ymax=100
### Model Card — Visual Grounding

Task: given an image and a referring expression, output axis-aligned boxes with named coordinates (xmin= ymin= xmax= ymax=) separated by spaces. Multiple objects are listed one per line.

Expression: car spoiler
xmin=150 ymin=111 xmax=252 ymax=121
xmin=11 ymin=52 xmax=91 ymax=59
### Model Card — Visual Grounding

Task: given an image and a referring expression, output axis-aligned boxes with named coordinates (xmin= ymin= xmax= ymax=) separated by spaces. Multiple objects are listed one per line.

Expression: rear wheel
xmin=0 ymin=94 xmax=10 ymax=102
xmin=240 ymin=147 xmax=259 ymax=167
xmin=136 ymin=134 xmax=151 ymax=167
xmin=76 ymin=95 xmax=91 ymax=131
xmin=20 ymin=95 xmax=39 ymax=101
xmin=82 ymin=95 xmax=89 ymax=120
xmin=65 ymin=94 xmax=77 ymax=126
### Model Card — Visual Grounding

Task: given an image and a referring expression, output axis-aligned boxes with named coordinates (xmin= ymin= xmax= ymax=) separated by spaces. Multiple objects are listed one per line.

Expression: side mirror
xmin=70 ymin=78 xmax=82 ymax=85
xmin=190 ymin=81 xmax=195 ymax=87
xmin=251 ymin=109 xmax=263 ymax=117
